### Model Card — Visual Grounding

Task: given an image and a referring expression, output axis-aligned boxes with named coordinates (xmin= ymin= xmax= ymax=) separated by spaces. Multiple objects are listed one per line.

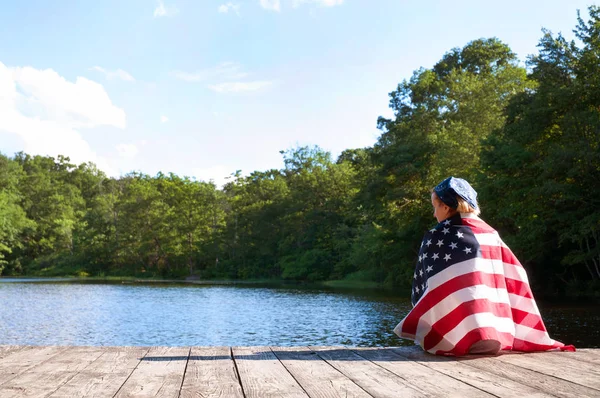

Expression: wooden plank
xmin=459 ymin=354 xmax=600 ymax=398
xmin=548 ymin=349 xmax=600 ymax=366
xmin=114 ymin=346 xmax=190 ymax=398
xmin=524 ymin=350 xmax=600 ymax=371
xmin=49 ymin=347 xmax=149 ymax=398
xmin=309 ymin=346 xmax=425 ymax=398
xmin=0 ymin=345 xmax=27 ymax=359
xmin=0 ymin=346 xmax=68 ymax=386
xmin=271 ymin=346 xmax=372 ymax=398
xmin=179 ymin=346 xmax=244 ymax=398
xmin=0 ymin=346 xmax=106 ymax=398
xmin=392 ymin=347 xmax=551 ymax=398
xmin=353 ymin=347 xmax=493 ymax=397
xmin=0 ymin=371 xmax=78 ymax=398
xmin=232 ymin=346 xmax=309 ymax=398
xmin=494 ymin=351 xmax=600 ymax=392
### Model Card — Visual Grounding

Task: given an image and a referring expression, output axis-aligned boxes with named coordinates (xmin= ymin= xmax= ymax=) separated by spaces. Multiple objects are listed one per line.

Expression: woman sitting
xmin=394 ymin=176 xmax=574 ymax=356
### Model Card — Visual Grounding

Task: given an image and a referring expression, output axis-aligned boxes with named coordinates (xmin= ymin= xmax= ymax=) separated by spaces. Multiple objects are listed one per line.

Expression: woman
xmin=394 ymin=177 xmax=574 ymax=356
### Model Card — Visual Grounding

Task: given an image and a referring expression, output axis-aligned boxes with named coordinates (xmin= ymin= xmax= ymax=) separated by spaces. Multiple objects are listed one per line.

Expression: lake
xmin=0 ymin=279 xmax=598 ymax=348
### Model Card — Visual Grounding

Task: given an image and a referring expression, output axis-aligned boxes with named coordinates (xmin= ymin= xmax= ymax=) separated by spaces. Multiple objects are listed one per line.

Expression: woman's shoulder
xmin=458 ymin=213 xmax=496 ymax=234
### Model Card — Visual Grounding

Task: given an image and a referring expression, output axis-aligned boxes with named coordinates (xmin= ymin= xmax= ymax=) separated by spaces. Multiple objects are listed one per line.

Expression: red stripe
xmin=513 ymin=338 xmax=575 ymax=352
xmin=423 ymin=299 xmax=513 ymax=350
xmin=479 ymin=244 xmax=522 ymax=267
xmin=505 ymin=277 xmax=533 ymax=298
xmin=500 ymin=246 xmax=521 ymax=266
xmin=401 ymin=271 xmax=507 ymax=336
xmin=435 ymin=328 xmax=515 ymax=356
xmin=511 ymin=308 xmax=546 ymax=331
xmin=460 ymin=217 xmax=495 ymax=233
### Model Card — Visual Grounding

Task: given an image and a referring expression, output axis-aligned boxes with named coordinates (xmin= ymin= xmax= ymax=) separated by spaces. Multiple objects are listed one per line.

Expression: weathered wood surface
xmin=0 ymin=345 xmax=597 ymax=397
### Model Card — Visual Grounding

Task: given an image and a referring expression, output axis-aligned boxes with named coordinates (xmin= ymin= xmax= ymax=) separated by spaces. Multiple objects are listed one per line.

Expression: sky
xmin=0 ymin=0 xmax=596 ymax=186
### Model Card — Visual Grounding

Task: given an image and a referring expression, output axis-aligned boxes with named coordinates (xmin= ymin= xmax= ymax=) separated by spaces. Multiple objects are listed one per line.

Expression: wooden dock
xmin=0 ymin=345 xmax=598 ymax=397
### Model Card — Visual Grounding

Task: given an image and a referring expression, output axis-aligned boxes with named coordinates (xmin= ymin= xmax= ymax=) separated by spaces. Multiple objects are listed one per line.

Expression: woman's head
xmin=431 ymin=177 xmax=480 ymax=222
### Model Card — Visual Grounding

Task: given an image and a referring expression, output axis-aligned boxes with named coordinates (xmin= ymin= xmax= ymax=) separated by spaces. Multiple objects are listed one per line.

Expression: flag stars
xmin=418 ymin=254 xmax=422 ymax=262
xmin=443 ymin=219 xmax=451 ymax=226
xmin=425 ymin=239 xmax=432 ymax=247
xmin=449 ymin=242 xmax=458 ymax=249
xmin=436 ymin=240 xmax=444 ymax=247
xmin=415 ymin=286 xmax=420 ymax=293
xmin=432 ymin=253 xmax=439 ymax=260
xmin=463 ymin=246 xmax=472 ymax=254
xmin=444 ymin=253 xmax=452 ymax=261
xmin=442 ymin=228 xmax=450 ymax=235
xmin=456 ymin=231 xmax=464 ymax=239
xmin=422 ymin=253 xmax=428 ymax=260
xmin=429 ymin=228 xmax=437 ymax=233
xmin=414 ymin=272 xmax=417 ymax=279
xmin=426 ymin=265 xmax=433 ymax=273
xmin=419 ymin=269 xmax=424 ymax=277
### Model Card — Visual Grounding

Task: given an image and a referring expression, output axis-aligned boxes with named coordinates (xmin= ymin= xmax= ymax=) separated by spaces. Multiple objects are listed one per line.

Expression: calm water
xmin=0 ymin=279 xmax=598 ymax=348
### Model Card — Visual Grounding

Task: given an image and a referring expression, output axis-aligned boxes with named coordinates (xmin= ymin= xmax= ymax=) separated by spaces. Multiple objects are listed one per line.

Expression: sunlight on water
xmin=0 ymin=281 xmax=597 ymax=347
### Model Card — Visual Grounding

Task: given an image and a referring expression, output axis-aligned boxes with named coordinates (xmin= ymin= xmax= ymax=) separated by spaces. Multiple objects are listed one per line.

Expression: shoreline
xmin=0 ymin=275 xmax=397 ymax=291
xmin=1 ymin=276 xmax=597 ymax=302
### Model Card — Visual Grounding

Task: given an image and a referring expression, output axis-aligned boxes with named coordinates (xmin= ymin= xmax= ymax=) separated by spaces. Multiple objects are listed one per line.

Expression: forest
xmin=1 ymin=7 xmax=598 ymax=298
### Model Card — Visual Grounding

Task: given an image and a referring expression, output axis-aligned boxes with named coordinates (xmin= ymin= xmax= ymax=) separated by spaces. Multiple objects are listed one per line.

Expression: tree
xmin=480 ymin=7 xmax=600 ymax=293
xmin=361 ymin=38 xmax=530 ymax=285
xmin=0 ymin=154 xmax=32 ymax=274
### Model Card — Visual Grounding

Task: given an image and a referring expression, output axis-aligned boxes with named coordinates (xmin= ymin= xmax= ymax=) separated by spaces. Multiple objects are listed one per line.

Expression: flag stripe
xmin=511 ymin=308 xmax=548 ymax=331
xmin=426 ymin=256 xmax=528 ymax=292
xmin=428 ymin=313 xmax=516 ymax=354
xmin=440 ymin=329 xmax=516 ymax=356
xmin=402 ymin=271 xmax=508 ymax=336
xmin=416 ymin=284 xmax=511 ymax=340
xmin=423 ymin=298 xmax=514 ymax=349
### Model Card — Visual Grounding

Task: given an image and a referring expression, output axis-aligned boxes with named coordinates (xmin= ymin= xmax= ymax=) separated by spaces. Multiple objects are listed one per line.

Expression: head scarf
xmin=434 ymin=177 xmax=478 ymax=210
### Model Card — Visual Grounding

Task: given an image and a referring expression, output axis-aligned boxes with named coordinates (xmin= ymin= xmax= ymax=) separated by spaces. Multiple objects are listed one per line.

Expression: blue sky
xmin=0 ymin=0 xmax=595 ymax=186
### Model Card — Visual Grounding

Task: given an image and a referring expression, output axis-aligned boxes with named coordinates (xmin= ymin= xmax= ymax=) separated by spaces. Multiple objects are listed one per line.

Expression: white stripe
xmin=515 ymin=324 xmax=557 ymax=346
xmin=502 ymin=261 xmax=529 ymax=283
xmin=393 ymin=322 xmax=414 ymax=340
xmin=508 ymin=293 xmax=542 ymax=316
xmin=415 ymin=284 xmax=511 ymax=344
xmin=424 ymin=250 xmax=528 ymax=292
xmin=426 ymin=257 xmax=505 ymax=291
xmin=427 ymin=313 xmax=515 ymax=354
xmin=474 ymin=232 xmax=502 ymax=246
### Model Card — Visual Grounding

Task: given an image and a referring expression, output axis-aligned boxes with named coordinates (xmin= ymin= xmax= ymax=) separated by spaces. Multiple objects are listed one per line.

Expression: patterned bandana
xmin=434 ymin=177 xmax=478 ymax=210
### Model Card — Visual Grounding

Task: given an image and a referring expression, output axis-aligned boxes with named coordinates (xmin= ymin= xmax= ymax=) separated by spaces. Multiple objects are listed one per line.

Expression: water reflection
xmin=0 ymin=280 xmax=596 ymax=348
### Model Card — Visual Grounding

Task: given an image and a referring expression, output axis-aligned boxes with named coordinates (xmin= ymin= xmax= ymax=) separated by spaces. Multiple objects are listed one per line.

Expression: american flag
xmin=394 ymin=213 xmax=575 ymax=356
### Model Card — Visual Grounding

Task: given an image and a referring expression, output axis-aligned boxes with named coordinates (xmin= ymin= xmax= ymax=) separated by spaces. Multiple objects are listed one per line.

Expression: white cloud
xmin=160 ymin=115 xmax=169 ymax=123
xmin=154 ymin=0 xmax=179 ymax=18
xmin=260 ymin=0 xmax=280 ymax=12
xmin=219 ymin=3 xmax=241 ymax=15
xmin=192 ymin=165 xmax=232 ymax=188
xmin=0 ymin=62 xmax=125 ymax=174
xmin=292 ymin=0 xmax=343 ymax=7
xmin=208 ymin=81 xmax=273 ymax=93
xmin=171 ymin=62 xmax=247 ymax=82
xmin=90 ymin=66 xmax=135 ymax=82
xmin=116 ymin=143 xmax=139 ymax=159
xmin=172 ymin=63 xmax=272 ymax=94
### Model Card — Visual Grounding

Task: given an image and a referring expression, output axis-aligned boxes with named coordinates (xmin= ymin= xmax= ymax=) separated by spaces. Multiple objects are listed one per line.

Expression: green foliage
xmin=479 ymin=6 xmax=600 ymax=291
xmin=362 ymin=37 xmax=532 ymax=286
xmin=0 ymin=154 xmax=33 ymax=274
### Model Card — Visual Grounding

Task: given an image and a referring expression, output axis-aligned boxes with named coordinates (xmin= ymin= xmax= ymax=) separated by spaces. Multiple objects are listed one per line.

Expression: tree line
xmin=1 ymin=7 xmax=598 ymax=297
